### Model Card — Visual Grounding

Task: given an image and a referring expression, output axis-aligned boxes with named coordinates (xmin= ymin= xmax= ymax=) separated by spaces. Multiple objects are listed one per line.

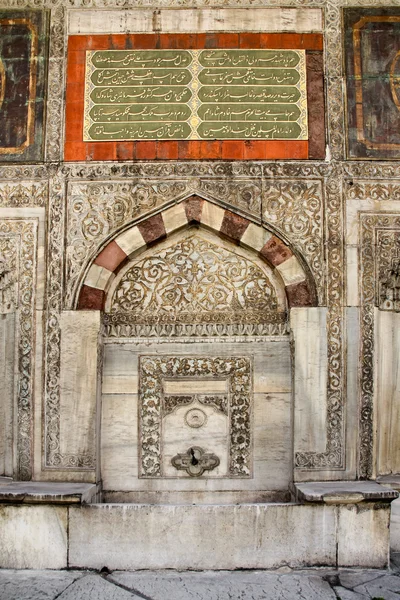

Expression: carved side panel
xmin=376 ymin=230 xmax=400 ymax=311
xmin=360 ymin=215 xmax=400 ymax=478
xmin=0 ymin=182 xmax=47 ymax=207
xmin=0 ymin=219 xmax=37 ymax=480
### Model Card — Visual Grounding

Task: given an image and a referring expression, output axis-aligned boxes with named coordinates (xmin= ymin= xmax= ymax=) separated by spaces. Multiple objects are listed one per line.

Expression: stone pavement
xmin=2 ymin=562 xmax=400 ymax=600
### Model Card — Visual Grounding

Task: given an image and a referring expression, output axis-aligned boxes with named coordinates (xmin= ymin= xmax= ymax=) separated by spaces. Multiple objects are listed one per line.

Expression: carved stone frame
xmin=139 ymin=355 xmax=253 ymax=478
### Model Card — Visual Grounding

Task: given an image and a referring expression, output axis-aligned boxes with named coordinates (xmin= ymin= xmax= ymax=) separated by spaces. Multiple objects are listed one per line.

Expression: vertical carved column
xmin=44 ymin=174 xmax=65 ymax=468
xmin=45 ymin=6 xmax=65 ymax=162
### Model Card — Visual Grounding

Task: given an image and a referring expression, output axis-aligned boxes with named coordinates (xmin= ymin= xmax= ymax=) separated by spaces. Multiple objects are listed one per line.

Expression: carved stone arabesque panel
xmin=263 ymin=179 xmax=325 ymax=304
xmin=0 ymin=219 xmax=37 ymax=480
xmin=0 ymin=236 xmax=18 ymax=313
xmin=139 ymin=356 xmax=252 ymax=478
xmin=359 ymin=214 xmax=400 ymax=478
xmin=109 ymin=234 xmax=280 ymax=322
xmin=377 ymin=229 xmax=400 ymax=311
xmin=263 ymin=163 xmax=345 ymax=471
xmin=0 ymin=182 xmax=47 ymax=207
xmin=66 ymin=179 xmax=262 ymax=307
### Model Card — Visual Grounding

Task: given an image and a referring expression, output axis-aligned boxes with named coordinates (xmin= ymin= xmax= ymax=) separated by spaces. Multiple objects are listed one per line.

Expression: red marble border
xmin=65 ymin=33 xmax=324 ymax=161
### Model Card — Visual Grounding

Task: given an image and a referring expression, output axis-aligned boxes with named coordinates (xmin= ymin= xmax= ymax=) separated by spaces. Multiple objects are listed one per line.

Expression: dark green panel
xmin=91 ymin=68 xmax=192 ymax=87
xmin=197 ymin=121 xmax=301 ymax=139
xmin=197 ymin=103 xmax=300 ymax=122
xmin=88 ymin=122 xmax=192 ymax=140
xmin=198 ymin=49 xmax=300 ymax=68
xmin=197 ymin=86 xmax=300 ymax=104
xmin=198 ymin=68 xmax=299 ymax=86
xmin=91 ymin=50 xmax=192 ymax=69
xmin=89 ymin=104 xmax=192 ymax=122
xmin=90 ymin=86 xmax=192 ymax=104
xmin=84 ymin=49 xmax=307 ymax=141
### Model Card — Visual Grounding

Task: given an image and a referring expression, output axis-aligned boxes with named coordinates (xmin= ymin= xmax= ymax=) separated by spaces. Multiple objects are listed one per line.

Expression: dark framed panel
xmin=0 ymin=10 xmax=49 ymax=162
xmin=345 ymin=8 xmax=400 ymax=159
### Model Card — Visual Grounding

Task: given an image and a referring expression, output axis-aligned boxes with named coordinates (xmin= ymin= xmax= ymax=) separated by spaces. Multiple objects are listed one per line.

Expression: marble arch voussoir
xmin=76 ymin=196 xmax=317 ymax=311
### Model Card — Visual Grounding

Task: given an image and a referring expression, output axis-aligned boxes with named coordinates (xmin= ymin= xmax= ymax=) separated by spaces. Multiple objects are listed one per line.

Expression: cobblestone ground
xmin=1 ymin=557 xmax=400 ymax=600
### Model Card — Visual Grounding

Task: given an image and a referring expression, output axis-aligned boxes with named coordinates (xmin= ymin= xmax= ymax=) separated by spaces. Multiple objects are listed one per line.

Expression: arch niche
xmin=76 ymin=196 xmax=317 ymax=503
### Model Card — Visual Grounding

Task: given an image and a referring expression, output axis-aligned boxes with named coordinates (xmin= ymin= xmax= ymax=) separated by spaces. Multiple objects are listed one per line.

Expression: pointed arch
xmin=76 ymin=196 xmax=317 ymax=310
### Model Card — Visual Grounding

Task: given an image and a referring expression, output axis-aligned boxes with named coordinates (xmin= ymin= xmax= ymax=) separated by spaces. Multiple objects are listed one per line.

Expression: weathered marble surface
xmin=0 ymin=506 xmax=67 ymax=569
xmin=69 ymin=504 xmax=337 ymax=570
xmin=4 ymin=567 xmax=400 ymax=600
xmin=68 ymin=7 xmax=323 ymax=34
xmin=0 ymin=481 xmax=98 ymax=504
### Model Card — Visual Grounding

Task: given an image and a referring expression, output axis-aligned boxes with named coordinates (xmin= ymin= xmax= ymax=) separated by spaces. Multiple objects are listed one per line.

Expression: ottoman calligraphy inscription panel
xmin=84 ymin=49 xmax=308 ymax=142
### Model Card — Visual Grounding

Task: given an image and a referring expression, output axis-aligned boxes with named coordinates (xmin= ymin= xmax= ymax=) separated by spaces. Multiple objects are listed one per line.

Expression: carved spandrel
xmin=377 ymin=229 xmax=400 ymax=311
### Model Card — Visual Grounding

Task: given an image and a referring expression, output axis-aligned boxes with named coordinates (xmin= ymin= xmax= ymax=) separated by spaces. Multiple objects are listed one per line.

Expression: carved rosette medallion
xmin=139 ymin=356 xmax=252 ymax=478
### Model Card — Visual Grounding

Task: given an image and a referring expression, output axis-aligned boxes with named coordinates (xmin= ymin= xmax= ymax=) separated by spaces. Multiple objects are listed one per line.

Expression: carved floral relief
xmin=139 ymin=356 xmax=252 ymax=478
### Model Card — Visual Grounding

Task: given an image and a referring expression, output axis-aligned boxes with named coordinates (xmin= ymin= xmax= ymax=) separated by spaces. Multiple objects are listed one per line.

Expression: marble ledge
xmin=0 ymin=481 xmax=99 ymax=504
xmin=295 ymin=481 xmax=399 ymax=505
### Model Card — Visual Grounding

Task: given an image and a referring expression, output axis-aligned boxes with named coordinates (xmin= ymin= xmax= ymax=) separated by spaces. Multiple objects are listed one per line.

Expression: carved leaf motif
xmin=263 ymin=180 xmax=324 ymax=304
xmin=110 ymin=235 xmax=279 ymax=323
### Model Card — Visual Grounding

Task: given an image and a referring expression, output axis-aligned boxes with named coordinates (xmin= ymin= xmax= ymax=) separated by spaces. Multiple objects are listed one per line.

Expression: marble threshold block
xmin=0 ymin=481 xmax=396 ymax=570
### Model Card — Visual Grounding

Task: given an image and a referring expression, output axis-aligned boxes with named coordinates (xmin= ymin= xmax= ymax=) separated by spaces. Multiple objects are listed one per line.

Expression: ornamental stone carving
xmin=108 ymin=235 xmax=281 ymax=325
xmin=0 ymin=220 xmax=37 ymax=480
xmin=377 ymin=230 xmax=400 ymax=311
xmin=0 ymin=237 xmax=18 ymax=313
xmin=139 ymin=356 xmax=252 ymax=478
xmin=263 ymin=179 xmax=325 ymax=304
xmin=66 ymin=179 xmax=262 ymax=307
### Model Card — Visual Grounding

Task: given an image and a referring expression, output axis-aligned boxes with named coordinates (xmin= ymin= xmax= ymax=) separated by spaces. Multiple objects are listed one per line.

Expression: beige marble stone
xmin=68 ymin=8 xmax=323 ymax=34
xmin=69 ymin=503 xmax=336 ymax=570
xmin=240 ymin=223 xmax=272 ymax=252
xmin=114 ymin=226 xmax=145 ymax=257
xmin=160 ymin=7 xmax=323 ymax=32
xmin=101 ymin=340 xmax=292 ymax=495
xmin=0 ymin=506 xmax=67 ymax=569
xmin=391 ymin=498 xmax=400 ymax=552
xmin=275 ymin=256 xmax=306 ymax=286
xmin=102 ymin=374 xmax=138 ymax=395
xmin=291 ymin=308 xmax=328 ymax=454
xmin=68 ymin=9 xmax=153 ymax=34
xmin=0 ymin=313 xmax=15 ymax=477
xmin=164 ymin=379 xmax=227 ymax=394
xmin=346 ymin=246 xmax=359 ymax=307
xmin=337 ymin=503 xmax=390 ymax=568
xmin=162 ymin=203 xmax=188 ymax=234
xmin=59 ymin=311 xmax=101 ymax=470
xmin=200 ymin=202 xmax=225 ymax=232
xmin=84 ymin=264 xmax=113 ymax=291
xmin=375 ymin=309 xmax=400 ymax=476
